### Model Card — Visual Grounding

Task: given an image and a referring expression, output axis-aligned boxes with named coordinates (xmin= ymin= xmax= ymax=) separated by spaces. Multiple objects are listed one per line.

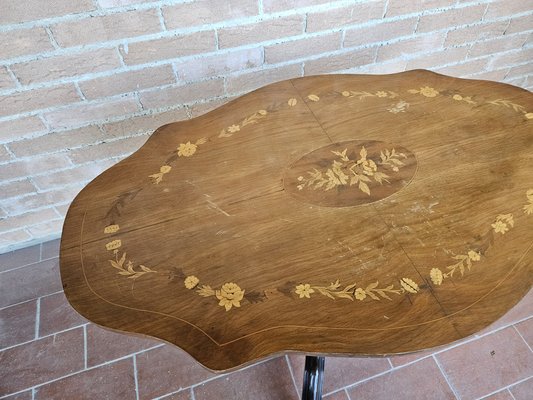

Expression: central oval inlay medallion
xmin=284 ymin=140 xmax=417 ymax=207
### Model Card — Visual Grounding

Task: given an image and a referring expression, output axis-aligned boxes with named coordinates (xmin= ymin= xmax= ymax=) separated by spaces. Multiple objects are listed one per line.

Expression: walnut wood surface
xmin=60 ymin=70 xmax=533 ymax=372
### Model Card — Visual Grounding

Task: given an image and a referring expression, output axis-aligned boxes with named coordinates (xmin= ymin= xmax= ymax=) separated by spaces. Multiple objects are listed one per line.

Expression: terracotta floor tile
xmin=481 ymin=390 xmax=514 ymax=399
xmin=514 ymin=318 xmax=533 ymax=348
xmin=0 ymin=244 xmax=40 ymax=273
xmin=509 ymin=377 xmax=533 ymax=400
xmin=39 ymin=292 xmax=87 ymax=337
xmin=323 ymin=390 xmax=349 ymax=399
xmin=0 ymin=258 xmax=62 ymax=308
xmin=136 ymin=344 xmax=216 ymax=399
xmin=436 ymin=327 xmax=533 ymax=400
xmin=159 ymin=389 xmax=193 ymax=399
xmin=1 ymin=391 xmax=33 ymax=399
xmin=388 ymin=348 xmax=435 ymax=367
xmin=288 ymin=354 xmax=390 ymax=395
xmin=193 ymin=357 xmax=298 ymax=400
xmin=34 ymin=358 xmax=136 ymax=399
xmin=86 ymin=323 xmax=161 ymax=367
xmin=0 ymin=327 xmax=84 ymax=396
xmin=41 ymin=239 xmax=60 ymax=260
xmin=346 ymin=357 xmax=455 ymax=400
xmin=0 ymin=300 xmax=36 ymax=349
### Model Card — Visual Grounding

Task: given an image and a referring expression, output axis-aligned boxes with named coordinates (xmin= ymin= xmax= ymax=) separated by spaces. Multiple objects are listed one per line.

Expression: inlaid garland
xmin=101 ymin=85 xmax=532 ymax=312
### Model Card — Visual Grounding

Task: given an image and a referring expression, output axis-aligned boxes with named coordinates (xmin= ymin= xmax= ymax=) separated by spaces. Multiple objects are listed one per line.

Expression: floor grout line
xmin=513 ymin=324 xmax=532 ymax=352
xmin=285 ymin=354 xmax=301 ymax=397
xmin=83 ymin=324 xmax=88 ymax=370
xmin=133 ymin=354 xmax=140 ymax=400
xmin=433 ymin=354 xmax=460 ymax=400
xmin=34 ymin=297 xmax=40 ymax=339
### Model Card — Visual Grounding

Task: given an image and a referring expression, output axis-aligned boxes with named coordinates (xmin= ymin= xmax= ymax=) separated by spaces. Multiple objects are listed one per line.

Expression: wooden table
xmin=60 ymin=70 xmax=533 ymax=399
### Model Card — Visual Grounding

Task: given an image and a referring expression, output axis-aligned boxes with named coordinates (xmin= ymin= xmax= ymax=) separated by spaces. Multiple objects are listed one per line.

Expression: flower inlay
xmin=284 ymin=140 xmax=417 ymax=207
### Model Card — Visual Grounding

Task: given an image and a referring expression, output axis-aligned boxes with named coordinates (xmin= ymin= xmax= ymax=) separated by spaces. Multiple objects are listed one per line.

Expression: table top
xmin=60 ymin=70 xmax=533 ymax=372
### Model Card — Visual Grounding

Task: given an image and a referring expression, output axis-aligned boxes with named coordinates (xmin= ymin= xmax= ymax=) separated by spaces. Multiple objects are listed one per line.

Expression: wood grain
xmin=60 ymin=70 xmax=533 ymax=372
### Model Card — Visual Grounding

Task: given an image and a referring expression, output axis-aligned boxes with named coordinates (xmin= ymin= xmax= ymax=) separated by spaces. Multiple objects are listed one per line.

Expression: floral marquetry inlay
xmin=284 ymin=140 xmax=418 ymax=207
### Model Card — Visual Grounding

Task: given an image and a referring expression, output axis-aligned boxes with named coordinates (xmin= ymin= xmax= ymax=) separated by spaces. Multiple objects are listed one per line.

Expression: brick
xmin=406 ymin=46 xmax=469 ymax=71
xmin=0 ymin=300 xmax=36 ymax=349
xmin=120 ymin=31 xmax=216 ymax=65
xmin=194 ymin=358 xmax=298 ymax=400
xmin=469 ymin=69 xmax=510 ymax=82
xmin=436 ymin=58 xmax=489 ymax=77
xmin=163 ymin=0 xmax=258 ymax=30
xmin=98 ymin=0 xmax=153 ymax=7
xmin=0 ymin=27 xmax=54 ymax=60
xmin=0 ymin=0 xmax=95 ymax=25
xmin=385 ymin=0 xmax=451 ymax=17
xmin=33 ymin=160 xmax=115 ymax=190
xmin=306 ymin=1 xmax=385 ymax=33
xmin=218 ymin=15 xmax=304 ymax=49
xmin=39 ymin=292 xmax=87 ymax=337
xmin=445 ymin=20 xmax=509 ymax=47
xmin=0 ymin=66 xmax=16 ymax=90
xmin=54 ymin=204 xmax=70 ymax=218
xmin=344 ymin=17 xmax=417 ymax=48
xmin=437 ymin=327 xmax=533 ymax=399
xmin=469 ymin=34 xmax=528 ymax=59
xmin=51 ymin=9 xmax=162 ymax=48
xmin=11 ymin=48 xmax=122 ymax=85
xmin=0 ymin=242 xmax=40 ymax=272
xmin=68 ymin=135 xmax=148 ymax=164
xmin=174 ymin=47 xmax=263 ymax=82
xmin=42 ymin=95 xmax=140 ymax=130
xmin=139 ymin=79 xmax=225 ymax=110
xmin=189 ymin=97 xmax=234 ymax=118
xmin=0 ymin=258 xmax=62 ymax=308
xmin=41 ymin=238 xmax=60 ymax=260
xmin=507 ymin=62 xmax=533 ymax=80
xmin=79 ymin=65 xmax=176 ymax=100
xmin=8 ymin=126 xmax=106 ymax=158
xmin=376 ymin=32 xmax=446 ymax=61
xmin=304 ymin=47 xmax=376 ymax=75
xmin=26 ymin=219 xmax=64 ymax=239
xmin=265 ymin=32 xmax=342 ymax=64
xmin=136 ymin=345 xmax=216 ymax=399
xmin=347 ymin=357 xmax=454 ymax=399
xmin=103 ymin=109 xmax=189 ymax=137
xmin=0 ymin=179 xmax=37 ymax=200
xmin=0 ymin=328 xmax=84 ymax=396
xmin=0 ymin=230 xmax=32 ymax=252
xmin=0 ymin=84 xmax=80 ymax=118
xmin=0 ymin=209 xmax=58 ymax=233
xmin=0 ymin=153 xmax=72 ymax=182
xmin=490 ymin=47 xmax=533 ymax=70
xmin=354 ymin=58 xmax=408 ymax=74
xmin=226 ymin=63 xmax=302 ymax=93
xmin=417 ymin=4 xmax=487 ymax=33
xmin=485 ymin=0 xmax=533 ymax=20
xmin=0 ymin=116 xmax=47 ymax=144
xmin=35 ymin=358 xmax=136 ymax=399
xmin=263 ymin=0 xmax=332 ymax=13
xmin=288 ymin=355 xmax=390 ymax=395
xmin=510 ymin=377 xmax=533 ymax=400
xmin=506 ymin=14 xmax=533 ymax=35
xmin=2 ymin=184 xmax=83 ymax=215
xmin=0 ymin=145 xmax=12 ymax=163
xmin=86 ymin=323 xmax=160 ymax=367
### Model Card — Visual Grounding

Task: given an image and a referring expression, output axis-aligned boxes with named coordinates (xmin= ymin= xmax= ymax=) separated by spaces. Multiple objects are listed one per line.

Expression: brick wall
xmin=0 ymin=0 xmax=531 ymax=253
